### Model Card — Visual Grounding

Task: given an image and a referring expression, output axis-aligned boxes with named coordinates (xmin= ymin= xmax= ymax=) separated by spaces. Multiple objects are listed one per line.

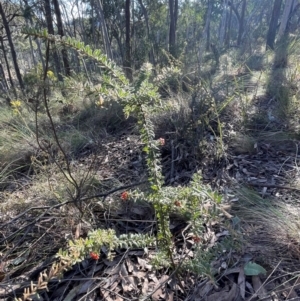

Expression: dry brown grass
xmin=232 ymin=187 xmax=300 ymax=270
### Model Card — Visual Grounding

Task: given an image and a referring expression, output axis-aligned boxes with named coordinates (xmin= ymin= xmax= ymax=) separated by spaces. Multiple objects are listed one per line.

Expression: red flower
xmin=90 ymin=252 xmax=100 ymax=260
xmin=174 ymin=200 xmax=181 ymax=207
xmin=121 ymin=191 xmax=129 ymax=201
xmin=159 ymin=138 xmax=165 ymax=146
xmin=192 ymin=236 xmax=201 ymax=243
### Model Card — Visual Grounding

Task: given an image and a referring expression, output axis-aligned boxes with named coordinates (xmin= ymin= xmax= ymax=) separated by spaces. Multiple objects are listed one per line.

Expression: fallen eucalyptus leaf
xmin=244 ymin=262 xmax=266 ymax=276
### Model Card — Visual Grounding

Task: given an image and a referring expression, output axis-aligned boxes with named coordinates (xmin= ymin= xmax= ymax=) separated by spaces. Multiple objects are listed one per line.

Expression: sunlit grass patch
xmin=232 ymin=187 xmax=300 ymax=268
xmin=0 ymin=107 xmax=37 ymax=175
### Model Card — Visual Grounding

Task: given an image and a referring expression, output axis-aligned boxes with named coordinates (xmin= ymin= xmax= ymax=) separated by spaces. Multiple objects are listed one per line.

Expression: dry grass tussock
xmin=233 ymin=187 xmax=300 ymax=271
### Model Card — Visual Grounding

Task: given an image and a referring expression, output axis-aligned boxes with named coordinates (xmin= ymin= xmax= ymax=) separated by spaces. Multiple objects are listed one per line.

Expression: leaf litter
xmin=2 ymin=97 xmax=300 ymax=300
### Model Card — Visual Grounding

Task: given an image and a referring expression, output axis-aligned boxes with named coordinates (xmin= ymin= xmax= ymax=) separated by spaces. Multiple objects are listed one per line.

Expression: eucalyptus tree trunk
xmin=131 ymin=0 xmax=135 ymax=59
xmin=219 ymin=0 xmax=228 ymax=45
xmin=168 ymin=0 xmax=178 ymax=57
xmin=59 ymin=1 xmax=73 ymax=37
xmin=22 ymin=0 xmax=45 ymax=70
xmin=94 ymin=0 xmax=113 ymax=60
xmin=0 ymin=2 xmax=24 ymax=89
xmin=27 ymin=23 xmax=37 ymax=67
xmin=266 ymin=0 xmax=283 ymax=49
xmin=237 ymin=0 xmax=247 ymax=46
xmin=44 ymin=0 xmax=62 ymax=80
xmin=198 ymin=0 xmax=212 ymax=63
xmin=137 ymin=0 xmax=155 ymax=64
xmin=0 ymin=37 xmax=14 ymax=89
xmin=226 ymin=0 xmax=247 ymax=46
xmin=204 ymin=0 xmax=213 ymax=51
xmin=225 ymin=4 xmax=233 ymax=47
xmin=124 ymin=0 xmax=132 ymax=80
xmin=52 ymin=0 xmax=71 ymax=76
xmin=90 ymin=0 xmax=97 ymax=48
xmin=277 ymin=0 xmax=295 ymax=41
xmin=60 ymin=1 xmax=81 ymax=72
xmin=0 ymin=61 xmax=9 ymax=90
xmin=21 ymin=0 xmax=35 ymax=66
xmin=75 ymin=0 xmax=85 ymax=40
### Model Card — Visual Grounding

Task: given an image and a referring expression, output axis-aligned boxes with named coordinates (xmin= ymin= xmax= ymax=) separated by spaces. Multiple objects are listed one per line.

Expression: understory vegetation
xmin=1 ymin=1 xmax=300 ymax=300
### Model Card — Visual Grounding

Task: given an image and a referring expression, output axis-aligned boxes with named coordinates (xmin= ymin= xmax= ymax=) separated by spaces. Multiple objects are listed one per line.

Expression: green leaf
xmin=151 ymin=185 xmax=159 ymax=191
xmin=244 ymin=262 xmax=267 ymax=276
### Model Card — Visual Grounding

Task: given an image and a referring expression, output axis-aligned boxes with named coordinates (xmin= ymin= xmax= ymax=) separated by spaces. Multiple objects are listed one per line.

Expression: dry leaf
xmin=227 ymin=283 xmax=239 ymax=301
xmin=63 ymin=285 xmax=80 ymax=301
xmin=245 ymin=281 xmax=255 ymax=294
xmin=133 ymin=270 xmax=147 ymax=278
xmin=101 ymin=290 xmax=114 ymax=301
xmin=105 ymin=264 xmax=122 ymax=276
xmin=103 ymin=274 xmax=119 ymax=289
xmin=142 ymin=277 xmax=149 ymax=295
xmin=220 ymin=207 xmax=233 ymax=218
xmin=207 ymin=283 xmax=239 ymax=301
xmin=207 ymin=290 xmax=227 ymax=301
xmin=128 ymin=276 xmax=138 ymax=289
xmin=151 ymin=285 xmax=164 ymax=301
xmin=257 ymin=179 xmax=267 ymax=183
xmin=78 ymin=279 xmax=96 ymax=294
xmin=224 ymin=267 xmax=243 ymax=275
xmin=119 ymin=262 xmax=128 ymax=277
xmin=137 ymin=257 xmax=152 ymax=270
xmin=121 ymin=278 xmax=133 ymax=293
xmin=252 ymin=275 xmax=270 ymax=300
xmin=151 ymin=275 xmax=169 ymax=301
xmin=126 ymin=258 xmax=134 ymax=273
xmin=197 ymin=281 xmax=214 ymax=298
xmin=148 ymin=273 xmax=159 ymax=283
xmin=238 ymin=267 xmax=246 ymax=299
xmin=74 ymin=223 xmax=81 ymax=239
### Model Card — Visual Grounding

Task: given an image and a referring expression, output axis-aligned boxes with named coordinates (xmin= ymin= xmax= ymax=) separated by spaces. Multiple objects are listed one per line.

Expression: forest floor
xmin=2 ymin=45 xmax=300 ymax=300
